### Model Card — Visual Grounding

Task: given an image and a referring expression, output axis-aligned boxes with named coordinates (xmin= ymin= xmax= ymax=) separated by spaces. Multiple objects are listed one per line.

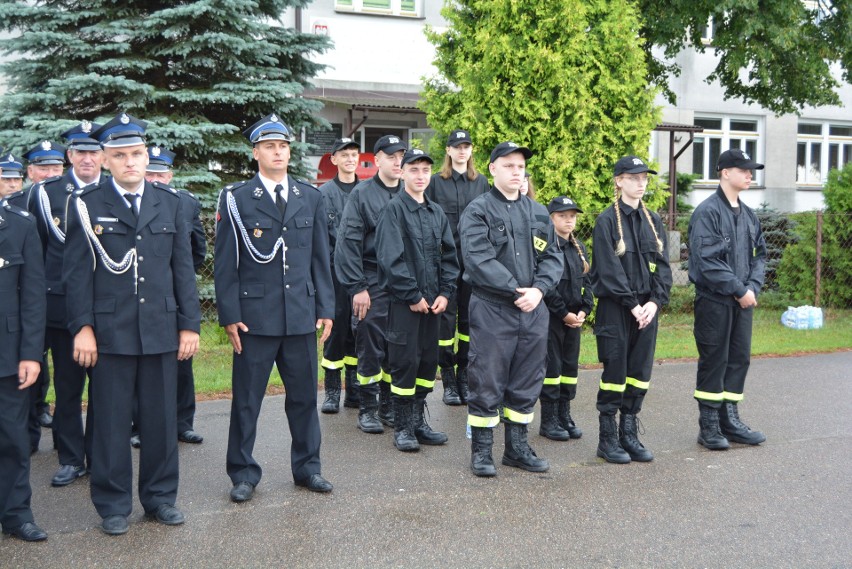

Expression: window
xmin=701 ymin=17 xmax=716 ymax=43
xmin=797 ymin=121 xmax=852 ymax=186
xmin=335 ymin=0 xmax=423 ymax=17
xmin=692 ymin=116 xmax=761 ymax=183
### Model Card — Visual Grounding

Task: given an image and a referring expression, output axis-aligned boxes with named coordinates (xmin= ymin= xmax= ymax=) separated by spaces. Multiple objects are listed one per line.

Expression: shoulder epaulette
xmin=151 ymin=181 xmax=179 ymax=195
xmin=225 ymin=180 xmax=250 ymax=193
xmin=178 ymin=188 xmax=199 ymax=201
xmin=294 ymin=177 xmax=319 ymax=191
xmin=76 ymin=183 xmax=100 ymax=196
xmin=3 ymin=201 xmax=33 ymax=219
xmin=42 ymin=175 xmax=62 ymax=185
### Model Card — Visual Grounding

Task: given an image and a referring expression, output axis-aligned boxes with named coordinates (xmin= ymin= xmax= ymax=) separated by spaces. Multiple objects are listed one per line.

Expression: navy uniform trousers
xmin=321 ymin=268 xmax=356 ymax=371
xmin=594 ymin=296 xmax=658 ymax=416
xmin=437 ymin=275 xmax=472 ymax=370
xmin=1 ymin=375 xmax=35 ymax=531
xmin=355 ymin=276 xmax=391 ymax=387
xmin=227 ymin=333 xmax=322 ymax=486
xmin=694 ymin=296 xmax=754 ymax=407
xmin=467 ymin=296 xmax=548 ymax=425
xmin=46 ymin=327 xmax=93 ymax=467
xmin=386 ymin=303 xmax=439 ymax=397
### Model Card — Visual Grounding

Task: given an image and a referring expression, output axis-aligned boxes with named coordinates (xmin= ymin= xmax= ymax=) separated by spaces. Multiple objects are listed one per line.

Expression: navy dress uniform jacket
xmin=180 ymin=189 xmax=207 ymax=271
xmin=214 ymin=174 xmax=334 ymax=334
xmin=64 ymin=180 xmax=202 ymax=352
xmin=0 ymin=202 xmax=45 ymax=376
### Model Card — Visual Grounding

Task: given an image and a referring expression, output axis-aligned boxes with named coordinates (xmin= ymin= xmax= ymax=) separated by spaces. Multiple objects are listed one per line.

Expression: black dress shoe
xmin=130 ymin=434 xmax=141 ymax=448
xmin=101 ymin=515 xmax=129 ymax=536
xmin=295 ymin=474 xmax=333 ymax=493
xmin=51 ymin=464 xmax=87 ymax=487
xmin=178 ymin=430 xmax=203 ymax=444
xmin=146 ymin=504 xmax=185 ymax=526
xmin=38 ymin=412 xmax=53 ymax=429
xmin=230 ymin=481 xmax=254 ymax=503
xmin=3 ymin=521 xmax=47 ymax=542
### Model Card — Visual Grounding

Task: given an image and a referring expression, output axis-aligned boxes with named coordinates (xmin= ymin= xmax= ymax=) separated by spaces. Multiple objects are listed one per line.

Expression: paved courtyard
xmin=2 ymin=352 xmax=850 ymax=568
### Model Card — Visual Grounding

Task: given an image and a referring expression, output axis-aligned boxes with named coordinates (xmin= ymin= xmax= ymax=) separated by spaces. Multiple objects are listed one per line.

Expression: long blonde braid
xmin=639 ymin=200 xmax=664 ymax=254
xmin=613 ymin=185 xmax=626 ymax=257
xmin=570 ymin=232 xmax=590 ymax=274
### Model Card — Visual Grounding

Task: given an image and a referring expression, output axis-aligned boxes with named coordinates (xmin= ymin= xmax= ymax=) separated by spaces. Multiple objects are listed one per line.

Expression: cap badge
xmin=341 ymin=137 xmax=351 ymax=143
xmin=632 ymin=158 xmax=643 ymax=165
xmin=253 ymin=187 xmax=263 ymax=198
xmin=253 ymin=228 xmax=263 ymax=238
xmin=53 ymin=216 xmax=61 ymax=227
xmin=6 ymin=154 xmax=12 ymax=161
xmin=742 ymin=152 xmax=751 ymax=160
xmin=456 ymin=132 xmax=466 ymax=139
xmin=270 ymin=113 xmax=279 ymax=123
xmin=120 ymin=113 xmax=130 ymax=124
xmin=412 ymin=149 xmax=424 ymax=155
xmin=388 ymin=136 xmax=400 ymax=144
xmin=563 ymin=198 xmax=570 ymax=204
xmin=81 ymin=120 xmax=92 ymax=133
xmin=93 ymin=224 xmax=103 ymax=235
xmin=41 ymin=141 xmax=52 ymax=151
xmin=152 ymin=146 xmax=161 ymax=157
xmin=507 ymin=142 xmax=518 ymax=148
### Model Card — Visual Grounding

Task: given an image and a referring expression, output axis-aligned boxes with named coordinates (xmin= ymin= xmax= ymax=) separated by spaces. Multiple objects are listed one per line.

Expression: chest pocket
xmin=98 ymin=222 xmax=127 ymax=236
xmin=489 ymin=219 xmax=509 ymax=245
xmin=295 ymin=216 xmax=313 ymax=248
xmin=0 ymin=254 xmax=23 ymax=292
xmin=149 ymin=222 xmax=177 ymax=256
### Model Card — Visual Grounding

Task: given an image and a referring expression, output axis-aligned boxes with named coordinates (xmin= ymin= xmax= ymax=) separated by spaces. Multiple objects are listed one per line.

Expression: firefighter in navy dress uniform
xmin=0 ymin=198 xmax=48 ymax=542
xmin=29 ymin=120 xmax=104 ymax=488
xmin=63 ymin=113 xmax=201 ymax=535
xmin=0 ymin=152 xmax=25 ymax=197
xmin=214 ymin=114 xmax=334 ymax=503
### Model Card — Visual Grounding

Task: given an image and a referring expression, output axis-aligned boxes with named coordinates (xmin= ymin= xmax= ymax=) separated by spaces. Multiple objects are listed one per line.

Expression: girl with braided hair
xmin=539 ymin=196 xmax=594 ymax=442
xmin=589 ymin=156 xmax=672 ymax=464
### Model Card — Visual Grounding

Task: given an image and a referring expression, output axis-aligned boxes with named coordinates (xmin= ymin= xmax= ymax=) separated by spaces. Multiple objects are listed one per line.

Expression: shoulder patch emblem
xmin=533 ymin=235 xmax=548 ymax=253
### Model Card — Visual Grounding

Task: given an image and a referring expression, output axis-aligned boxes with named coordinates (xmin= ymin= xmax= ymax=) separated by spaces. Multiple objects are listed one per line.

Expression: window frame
xmin=691 ymin=115 xmax=763 ymax=186
xmin=334 ymin=0 xmax=424 ymax=18
xmin=796 ymin=121 xmax=852 ymax=188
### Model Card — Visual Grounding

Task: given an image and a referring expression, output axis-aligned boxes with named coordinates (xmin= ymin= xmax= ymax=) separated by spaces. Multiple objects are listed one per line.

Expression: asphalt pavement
xmin=2 ymin=352 xmax=850 ymax=568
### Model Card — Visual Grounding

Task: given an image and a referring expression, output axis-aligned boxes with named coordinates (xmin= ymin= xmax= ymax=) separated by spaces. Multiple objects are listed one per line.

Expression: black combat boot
xmin=502 ymin=422 xmax=550 ymax=472
xmin=719 ymin=402 xmax=766 ymax=445
xmin=321 ymin=369 xmax=341 ymax=414
xmin=597 ymin=414 xmax=630 ymax=464
xmin=618 ymin=413 xmax=654 ymax=462
xmin=557 ymin=399 xmax=583 ymax=439
xmin=342 ymin=367 xmax=359 ymax=409
xmin=378 ymin=380 xmax=394 ymax=427
xmin=413 ymin=394 xmax=448 ymax=445
xmin=441 ymin=367 xmax=462 ymax=406
xmin=697 ymin=405 xmax=730 ymax=450
xmin=357 ymin=385 xmax=383 ymax=434
xmin=456 ymin=367 xmax=470 ymax=404
xmin=538 ymin=401 xmax=570 ymax=441
xmin=392 ymin=398 xmax=419 ymax=452
xmin=470 ymin=426 xmax=496 ymax=477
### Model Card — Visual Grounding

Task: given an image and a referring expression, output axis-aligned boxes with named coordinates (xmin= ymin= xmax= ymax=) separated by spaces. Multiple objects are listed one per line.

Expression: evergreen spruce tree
xmin=0 ymin=0 xmax=330 ymax=193
xmin=421 ymin=0 xmax=663 ymax=216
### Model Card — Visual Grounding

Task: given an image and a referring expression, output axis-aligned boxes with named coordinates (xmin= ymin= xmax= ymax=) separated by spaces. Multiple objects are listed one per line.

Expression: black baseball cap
xmin=401 ymin=149 xmax=433 ymax=166
xmin=547 ymin=196 xmax=583 ymax=214
xmin=447 ymin=130 xmax=472 ymax=147
xmin=717 ymin=148 xmax=764 ymax=171
xmin=373 ymin=135 xmax=407 ymax=155
xmin=489 ymin=141 xmax=533 ymax=163
xmin=613 ymin=155 xmax=657 ymax=176
xmin=331 ymin=137 xmax=359 ymax=154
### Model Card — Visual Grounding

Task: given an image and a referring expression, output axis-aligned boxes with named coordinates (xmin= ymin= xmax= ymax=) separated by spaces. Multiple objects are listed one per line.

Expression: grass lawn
xmin=44 ymin=308 xmax=851 ymax=404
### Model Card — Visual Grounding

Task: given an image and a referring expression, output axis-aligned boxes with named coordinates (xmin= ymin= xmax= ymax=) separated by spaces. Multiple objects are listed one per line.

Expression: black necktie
xmin=274 ymin=184 xmax=286 ymax=216
xmin=125 ymin=193 xmax=140 ymax=218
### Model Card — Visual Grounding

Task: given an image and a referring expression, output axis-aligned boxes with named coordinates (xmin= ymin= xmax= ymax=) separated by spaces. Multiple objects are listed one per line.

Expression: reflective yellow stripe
xmin=467 ymin=414 xmax=500 ymax=428
xmin=625 ymin=376 xmax=650 ymax=390
xmin=560 ymin=376 xmax=578 ymax=385
xmin=543 ymin=376 xmax=560 ymax=385
xmin=391 ymin=385 xmax=416 ymax=396
xmin=599 ymin=381 xmax=626 ymax=393
xmin=381 ymin=371 xmax=391 ymax=383
xmin=456 ymin=332 xmax=470 ymax=343
xmin=357 ymin=373 xmax=382 ymax=385
xmin=321 ymin=357 xmax=344 ymax=370
xmin=503 ymin=407 xmax=534 ymax=424
xmin=416 ymin=377 xmax=435 ymax=389
xmin=438 ymin=338 xmax=454 ymax=347
xmin=343 ymin=356 xmax=358 ymax=367
xmin=694 ymin=390 xmax=724 ymax=401
xmin=723 ymin=391 xmax=744 ymax=402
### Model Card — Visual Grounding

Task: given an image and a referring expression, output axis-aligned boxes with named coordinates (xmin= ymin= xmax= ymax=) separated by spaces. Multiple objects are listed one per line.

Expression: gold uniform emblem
xmin=94 ymin=224 xmax=103 ymax=235
xmin=53 ymin=216 xmax=61 ymax=227
xmin=253 ymin=228 xmax=263 ymax=238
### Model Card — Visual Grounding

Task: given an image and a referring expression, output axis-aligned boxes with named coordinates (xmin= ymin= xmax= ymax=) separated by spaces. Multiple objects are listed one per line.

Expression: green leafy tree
xmin=778 ymin=163 xmax=852 ymax=307
xmin=640 ymin=0 xmax=851 ymax=115
xmin=422 ymin=0 xmax=664 ymax=218
xmin=0 ymin=0 xmax=330 ymax=194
